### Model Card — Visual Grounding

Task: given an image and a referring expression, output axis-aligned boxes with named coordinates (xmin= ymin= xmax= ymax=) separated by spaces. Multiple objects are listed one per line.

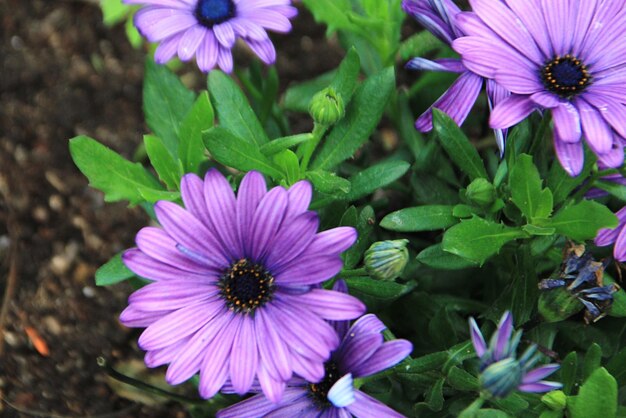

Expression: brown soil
xmin=0 ymin=1 xmax=342 ymax=416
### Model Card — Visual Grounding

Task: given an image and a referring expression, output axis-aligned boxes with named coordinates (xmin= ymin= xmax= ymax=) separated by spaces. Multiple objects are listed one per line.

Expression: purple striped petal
xmin=236 ymin=171 xmax=267 ymax=257
xmin=145 ymin=336 xmax=191 ymax=368
xmin=522 ymin=364 xmax=560 ymax=384
xmin=305 ymin=227 xmax=358 ymax=257
xmin=198 ymin=315 xmax=238 ymax=399
xmin=346 ymin=390 xmax=406 ymax=418
xmin=351 ymin=340 xmax=413 ymax=378
xmin=406 ymin=57 xmax=465 ymax=73
xmin=283 ymin=289 xmax=366 ymax=321
xmin=216 ymin=389 xmax=307 ymax=418
xmin=250 ymin=186 xmax=288 ymax=261
xmin=469 ymin=317 xmax=488 ymax=357
xmin=493 ymin=311 xmax=513 ymax=360
xmin=265 ymin=212 xmax=319 ymax=270
xmin=256 ymin=308 xmax=292 ymax=381
xmin=229 ymin=316 xmax=259 ymax=394
xmin=489 ymin=95 xmax=536 ymax=129
xmin=613 ymin=224 xmax=626 ymax=262
xmin=518 ymin=381 xmax=563 ymax=393
xmin=554 ymin=132 xmax=585 ymax=176
xmin=286 ymin=180 xmax=313 ymax=219
xmin=552 ymin=102 xmax=582 ymax=143
xmin=203 ymin=169 xmax=241 ymax=257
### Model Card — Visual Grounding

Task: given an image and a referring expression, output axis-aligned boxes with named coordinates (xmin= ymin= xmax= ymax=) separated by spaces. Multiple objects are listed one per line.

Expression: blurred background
xmin=0 ymin=0 xmax=344 ymax=416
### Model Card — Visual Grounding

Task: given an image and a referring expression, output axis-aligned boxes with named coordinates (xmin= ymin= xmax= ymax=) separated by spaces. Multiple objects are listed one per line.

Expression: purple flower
xmin=469 ymin=312 xmax=561 ymax=398
xmin=125 ymin=0 xmax=297 ymax=72
xmin=402 ymin=0 xmax=510 ymax=153
xmin=596 ymin=206 xmax=626 ymax=262
xmin=453 ymin=0 xmax=626 ymax=176
xmin=120 ymin=170 xmax=366 ymax=402
xmin=217 ymin=283 xmax=413 ymax=418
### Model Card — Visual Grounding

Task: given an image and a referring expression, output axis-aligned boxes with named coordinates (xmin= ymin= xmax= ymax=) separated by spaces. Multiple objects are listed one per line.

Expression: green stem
xmin=300 ymin=123 xmax=329 ymax=171
xmin=458 ymin=395 xmax=486 ymax=418
xmin=571 ymin=168 xmax=618 ymax=201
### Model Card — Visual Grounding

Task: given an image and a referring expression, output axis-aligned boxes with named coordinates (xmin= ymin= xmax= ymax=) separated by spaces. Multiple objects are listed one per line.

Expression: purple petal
xmin=518 ymin=381 xmax=563 ymax=393
xmin=122 ymin=248 xmax=204 ymax=281
xmin=286 ymin=180 xmax=313 ymax=219
xmin=406 ymin=57 xmax=465 ymax=73
xmin=242 ymin=9 xmax=293 ymax=33
xmin=257 ymin=361 xmax=287 ymax=404
xmin=530 ymin=91 xmax=560 ymax=109
xmin=522 ymin=364 xmax=560 ymax=384
xmin=246 ymin=39 xmax=276 ymax=64
xmin=198 ymin=314 xmax=238 ymax=398
xmin=494 ymin=68 xmax=542 ymax=94
xmin=337 ymin=333 xmax=383 ymax=375
xmin=468 ymin=317 xmax=487 ymax=357
xmin=489 ymin=95 xmax=536 ymax=129
xmin=577 ymin=98 xmax=613 ymax=153
xmin=138 ymin=301 xmax=219 ymax=350
xmin=250 ymin=186 xmax=288 ymax=262
xmin=134 ymin=7 xmax=196 ymax=42
xmin=328 ymin=374 xmax=355 ymax=408
xmin=256 ymin=308 xmax=293 ymax=382
xmin=196 ymin=30 xmax=219 ymax=72
xmin=216 ymin=388 xmax=308 ymax=418
xmin=154 ymin=32 xmax=184 ymax=63
xmin=554 ymin=131 xmax=585 ymax=176
xmin=493 ymin=311 xmax=513 ymax=360
xmin=596 ymin=143 xmax=625 ymax=168
xmin=263 ymin=399 xmax=316 ymax=418
xmin=217 ymin=46 xmax=234 ymax=73
xmin=120 ymin=305 xmax=168 ymax=327
xmin=177 ymin=25 xmax=205 ymax=61
xmin=213 ymin=21 xmax=236 ymax=48
xmin=613 ymin=224 xmax=626 ymax=262
xmin=274 ymin=255 xmax=343 ymax=286
xmin=236 ymin=171 xmax=267 ymax=257
xmin=284 ymin=289 xmax=366 ymax=321
xmin=346 ymin=390 xmax=406 ymax=418
xmin=145 ymin=336 xmax=191 ymax=368
xmin=351 ymin=340 xmax=413 ymax=378
xmin=415 ymin=71 xmax=483 ymax=132
xmin=230 ymin=316 xmax=259 ymax=394
xmin=265 ymin=212 xmax=319 ymax=270
xmin=203 ymin=169 xmax=242 ymax=258
xmin=127 ymin=280 xmax=218 ymax=312
xmin=304 ymin=227 xmax=358 ymax=257
xmin=180 ymin=174 xmax=211 ymax=225
xmin=291 ymin=350 xmax=325 ymax=382
xmin=552 ymin=102 xmax=582 ymax=143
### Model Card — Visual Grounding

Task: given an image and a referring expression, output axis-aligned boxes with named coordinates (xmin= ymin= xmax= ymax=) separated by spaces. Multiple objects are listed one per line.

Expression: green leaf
xmin=312 ymin=67 xmax=395 ymax=170
xmin=202 ymin=127 xmax=282 ymax=179
xmin=345 ymin=160 xmax=409 ymax=201
xmin=447 ymin=366 xmax=478 ymax=391
xmin=143 ymin=58 xmax=195 ymax=155
xmin=344 ymin=277 xmax=415 ymax=308
xmin=432 ymin=109 xmax=488 ymax=181
xmin=522 ymin=224 xmax=556 ymax=236
xmin=207 ymin=70 xmax=269 ymax=146
xmin=70 ymin=136 xmax=164 ymax=205
xmin=442 ymin=217 xmax=527 ymax=264
xmin=606 ymin=347 xmax=626 ymax=386
xmin=559 ymin=351 xmax=579 ymax=395
xmin=273 ymin=150 xmax=302 ymax=185
xmin=399 ymin=30 xmax=443 ymax=60
xmin=425 ymin=378 xmax=445 ymax=412
xmin=509 ymin=154 xmax=553 ymax=221
xmin=416 ymin=243 xmax=479 ymax=270
xmin=178 ymin=91 xmax=213 ymax=174
xmin=583 ymin=343 xmax=602 ymax=381
xmin=595 ymin=179 xmax=626 ymax=202
xmin=144 ymin=135 xmax=182 ymax=190
xmin=547 ymin=152 xmax=594 ymax=205
xmin=381 ymin=205 xmax=457 ymax=232
xmin=344 ymin=206 xmax=375 ymax=269
xmin=101 ymin=0 xmax=129 ymax=26
xmin=328 ymin=47 xmax=361 ymax=106
xmin=305 ymin=170 xmax=351 ymax=195
xmin=260 ymin=134 xmax=313 ymax=156
xmin=547 ymin=200 xmax=618 ymax=241
xmin=95 ymin=253 xmax=134 ymax=286
xmin=476 ymin=410 xmax=512 ymax=418
xmin=301 ymin=0 xmax=355 ymax=34
xmin=604 ymin=275 xmax=626 ymax=317
xmin=568 ymin=368 xmax=617 ymax=418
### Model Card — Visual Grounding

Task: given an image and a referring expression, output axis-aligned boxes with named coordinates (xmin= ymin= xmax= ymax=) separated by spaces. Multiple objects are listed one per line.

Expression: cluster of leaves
xmin=81 ymin=1 xmax=626 ymax=416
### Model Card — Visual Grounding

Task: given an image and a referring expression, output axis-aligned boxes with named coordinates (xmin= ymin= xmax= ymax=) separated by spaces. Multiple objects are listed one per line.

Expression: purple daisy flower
xmin=125 ymin=0 xmax=297 ymax=72
xmin=595 ymin=206 xmax=626 ymax=262
xmin=469 ymin=311 xmax=562 ymax=397
xmin=453 ymin=0 xmax=626 ymax=176
xmin=217 ymin=287 xmax=413 ymax=418
xmin=402 ymin=0 xmax=510 ymax=153
xmin=120 ymin=170 xmax=366 ymax=401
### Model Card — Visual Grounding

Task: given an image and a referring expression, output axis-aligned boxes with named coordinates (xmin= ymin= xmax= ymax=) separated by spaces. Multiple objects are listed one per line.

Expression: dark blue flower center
xmin=308 ymin=361 xmax=340 ymax=409
xmin=542 ymin=54 xmax=591 ymax=98
xmin=194 ymin=0 xmax=235 ymax=28
xmin=219 ymin=259 xmax=274 ymax=314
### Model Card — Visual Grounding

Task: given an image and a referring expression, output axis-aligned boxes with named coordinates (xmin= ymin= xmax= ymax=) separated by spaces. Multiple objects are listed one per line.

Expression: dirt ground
xmin=0 ymin=1 xmax=342 ymax=416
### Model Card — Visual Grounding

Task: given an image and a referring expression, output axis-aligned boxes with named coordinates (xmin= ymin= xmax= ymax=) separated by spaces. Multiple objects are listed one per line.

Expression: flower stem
xmin=300 ymin=123 xmax=329 ymax=171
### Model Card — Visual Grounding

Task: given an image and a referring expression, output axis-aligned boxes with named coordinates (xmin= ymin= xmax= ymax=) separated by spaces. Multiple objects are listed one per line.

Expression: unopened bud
xmin=309 ymin=87 xmax=345 ymax=126
xmin=479 ymin=357 xmax=523 ymax=398
xmin=364 ymin=239 xmax=409 ymax=281
xmin=466 ymin=178 xmax=496 ymax=207
xmin=541 ymin=390 xmax=567 ymax=411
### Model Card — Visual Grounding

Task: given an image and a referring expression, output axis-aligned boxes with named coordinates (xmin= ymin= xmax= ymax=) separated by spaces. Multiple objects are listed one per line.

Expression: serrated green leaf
xmin=301 ymin=0 xmax=355 ymax=34
xmin=138 ymin=189 xmax=181 ymax=204
xmin=144 ymin=135 xmax=182 ymax=190
xmin=344 ymin=206 xmax=375 ymax=269
xmin=178 ymin=91 xmax=212 ymax=174
xmin=312 ymin=67 xmax=395 ymax=170
xmin=70 ymin=135 xmax=164 ymax=205
xmin=522 ymin=224 xmax=556 ymax=236
xmin=510 ymin=154 xmax=553 ymax=221
xmin=381 ymin=205 xmax=457 ymax=232
xmin=95 ymin=253 xmax=134 ymax=286
xmin=208 ymin=70 xmax=269 ymax=146
xmin=202 ymin=127 xmax=282 ymax=179
xmin=143 ymin=58 xmax=195 ymax=155
xmin=329 ymin=47 xmax=361 ymax=106
xmin=442 ymin=217 xmax=527 ymax=264
xmin=345 ymin=160 xmax=409 ymax=201
xmin=547 ymin=200 xmax=618 ymax=241
xmin=568 ymin=367 xmax=617 ymax=418
xmin=432 ymin=109 xmax=488 ymax=181
xmin=305 ymin=170 xmax=351 ymax=195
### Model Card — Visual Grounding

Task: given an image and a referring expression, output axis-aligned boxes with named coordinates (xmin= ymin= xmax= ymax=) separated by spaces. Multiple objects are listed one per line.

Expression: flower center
xmin=541 ymin=54 xmax=591 ymax=98
xmin=308 ymin=362 xmax=340 ymax=409
xmin=194 ymin=0 xmax=236 ymax=28
xmin=219 ymin=259 xmax=274 ymax=314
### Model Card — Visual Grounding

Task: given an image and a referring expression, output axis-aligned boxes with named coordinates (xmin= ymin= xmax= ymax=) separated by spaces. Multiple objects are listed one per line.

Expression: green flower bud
xmin=479 ymin=357 xmax=523 ymax=398
xmin=541 ymin=390 xmax=567 ymax=411
xmin=364 ymin=239 xmax=409 ymax=281
xmin=465 ymin=178 xmax=496 ymax=207
xmin=308 ymin=87 xmax=345 ymax=126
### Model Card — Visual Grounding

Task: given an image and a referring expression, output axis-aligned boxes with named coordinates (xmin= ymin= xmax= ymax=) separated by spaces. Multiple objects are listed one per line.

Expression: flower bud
xmin=479 ymin=357 xmax=523 ymax=398
xmin=309 ymin=87 xmax=345 ymax=126
xmin=465 ymin=178 xmax=496 ymax=207
xmin=541 ymin=390 xmax=567 ymax=411
xmin=364 ymin=239 xmax=409 ymax=281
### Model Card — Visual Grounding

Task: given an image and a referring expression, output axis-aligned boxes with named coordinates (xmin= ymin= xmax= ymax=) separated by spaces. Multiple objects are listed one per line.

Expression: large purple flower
xmin=120 ymin=170 xmax=366 ymax=402
xmin=453 ymin=0 xmax=626 ymax=176
xmin=469 ymin=311 xmax=561 ymax=398
xmin=217 ymin=288 xmax=413 ymax=418
xmin=125 ymin=0 xmax=297 ymax=72
xmin=402 ymin=0 xmax=510 ymax=153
